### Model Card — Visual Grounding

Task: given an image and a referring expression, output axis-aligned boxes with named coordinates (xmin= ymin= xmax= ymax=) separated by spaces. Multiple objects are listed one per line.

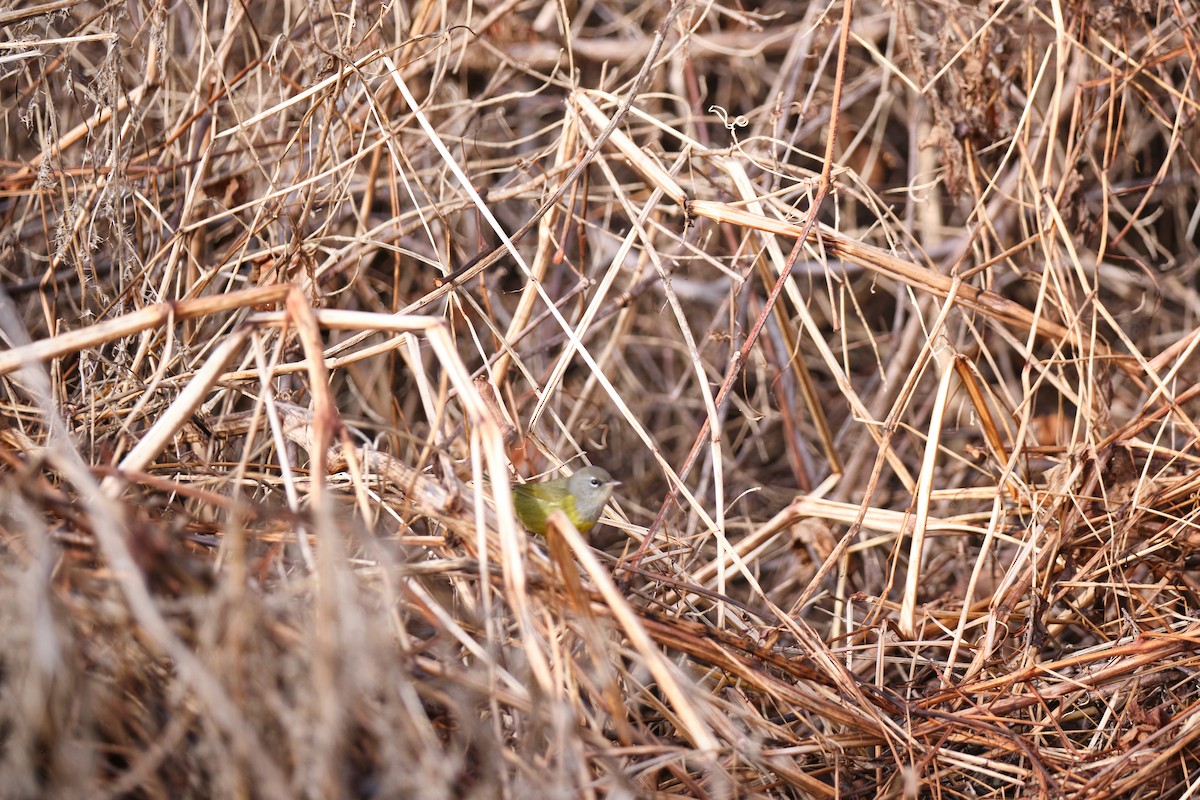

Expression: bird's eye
xmin=591 ymin=478 xmax=601 ymax=487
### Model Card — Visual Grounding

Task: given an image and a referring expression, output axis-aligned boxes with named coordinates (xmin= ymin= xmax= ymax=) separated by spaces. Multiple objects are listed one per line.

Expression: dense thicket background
xmin=2 ymin=1 xmax=1200 ymax=797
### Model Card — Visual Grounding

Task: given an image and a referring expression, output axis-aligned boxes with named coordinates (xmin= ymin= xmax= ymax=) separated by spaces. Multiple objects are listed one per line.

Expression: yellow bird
xmin=511 ymin=466 xmax=619 ymax=535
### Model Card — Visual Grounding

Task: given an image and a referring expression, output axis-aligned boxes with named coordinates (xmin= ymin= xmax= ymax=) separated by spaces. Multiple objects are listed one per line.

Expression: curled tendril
xmin=708 ymin=105 xmax=748 ymax=131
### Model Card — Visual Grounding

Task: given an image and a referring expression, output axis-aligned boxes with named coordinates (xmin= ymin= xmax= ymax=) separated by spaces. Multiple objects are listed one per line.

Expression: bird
xmin=511 ymin=466 xmax=619 ymax=536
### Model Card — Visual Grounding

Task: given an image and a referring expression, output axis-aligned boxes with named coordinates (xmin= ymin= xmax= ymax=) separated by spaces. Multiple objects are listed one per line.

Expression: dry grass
xmin=3 ymin=0 xmax=1200 ymax=797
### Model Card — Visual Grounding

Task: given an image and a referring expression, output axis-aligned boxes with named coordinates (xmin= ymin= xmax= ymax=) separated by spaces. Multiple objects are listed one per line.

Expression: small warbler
xmin=512 ymin=466 xmax=619 ymax=535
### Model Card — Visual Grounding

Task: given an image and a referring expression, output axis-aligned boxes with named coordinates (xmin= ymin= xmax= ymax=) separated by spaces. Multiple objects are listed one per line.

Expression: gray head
xmin=567 ymin=466 xmax=619 ymax=524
